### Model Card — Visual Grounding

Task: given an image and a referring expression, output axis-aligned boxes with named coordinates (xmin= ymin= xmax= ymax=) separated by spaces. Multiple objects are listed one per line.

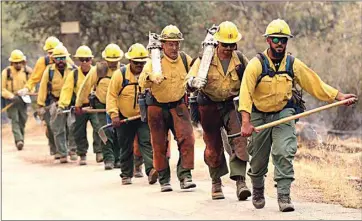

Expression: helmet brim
xmin=264 ymin=33 xmax=294 ymax=38
xmin=74 ymin=55 xmax=94 ymax=58
xmin=52 ymin=54 xmax=70 ymax=58
xmin=9 ymin=58 xmax=25 ymax=62
xmin=160 ymin=38 xmax=184 ymax=41
xmin=130 ymin=57 xmax=148 ymax=62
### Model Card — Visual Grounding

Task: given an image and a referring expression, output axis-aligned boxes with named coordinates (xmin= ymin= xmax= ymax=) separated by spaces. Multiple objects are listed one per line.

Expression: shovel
xmin=228 ymin=98 xmax=357 ymax=138
xmin=1 ymin=92 xmax=38 ymax=112
xmin=98 ymin=115 xmax=141 ymax=144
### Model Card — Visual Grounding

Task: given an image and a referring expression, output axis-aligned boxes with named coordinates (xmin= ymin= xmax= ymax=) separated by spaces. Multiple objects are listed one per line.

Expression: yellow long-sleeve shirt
xmin=58 ymin=66 xmax=93 ymax=109
xmin=107 ymin=64 xmax=143 ymax=119
xmin=26 ymin=55 xmax=74 ymax=91
xmin=2 ymin=66 xmax=33 ymax=99
xmin=75 ymin=65 xmax=119 ymax=107
xmin=187 ymin=50 xmax=249 ymax=102
xmin=239 ymin=49 xmax=339 ymax=113
xmin=37 ymin=64 xmax=73 ymax=106
xmin=138 ymin=52 xmax=192 ymax=103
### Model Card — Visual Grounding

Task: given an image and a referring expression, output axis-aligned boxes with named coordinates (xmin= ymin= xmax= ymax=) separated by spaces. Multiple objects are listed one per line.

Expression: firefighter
xmin=187 ymin=21 xmax=251 ymax=200
xmin=1 ymin=50 xmax=33 ymax=150
xmin=18 ymin=36 xmax=76 ymax=158
xmin=139 ymin=25 xmax=196 ymax=192
xmin=107 ymin=43 xmax=158 ymax=185
xmin=58 ymin=45 xmax=103 ymax=165
xmin=239 ymin=18 xmax=357 ymax=212
xmin=75 ymin=43 xmax=123 ymax=170
xmin=37 ymin=44 xmax=74 ymax=163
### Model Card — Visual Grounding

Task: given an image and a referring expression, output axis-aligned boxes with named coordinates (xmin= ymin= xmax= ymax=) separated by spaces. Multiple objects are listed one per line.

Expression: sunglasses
xmin=55 ymin=57 xmax=66 ymax=61
xmin=132 ymin=60 xmax=146 ymax=65
xmin=79 ymin=58 xmax=91 ymax=63
xmin=271 ymin=37 xmax=288 ymax=44
xmin=220 ymin=42 xmax=237 ymax=48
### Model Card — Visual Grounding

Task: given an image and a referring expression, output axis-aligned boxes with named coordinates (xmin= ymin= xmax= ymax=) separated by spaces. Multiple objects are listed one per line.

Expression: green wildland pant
xmin=43 ymin=109 xmax=57 ymax=155
xmin=116 ymin=118 xmax=154 ymax=178
xmin=7 ymin=101 xmax=28 ymax=144
xmin=247 ymin=108 xmax=297 ymax=195
xmin=73 ymin=112 xmax=102 ymax=156
xmin=66 ymin=114 xmax=77 ymax=155
xmin=96 ymin=101 xmax=120 ymax=164
xmin=50 ymin=107 xmax=68 ymax=157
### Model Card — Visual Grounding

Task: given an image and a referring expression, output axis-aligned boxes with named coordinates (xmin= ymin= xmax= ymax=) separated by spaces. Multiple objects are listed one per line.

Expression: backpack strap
xmin=285 ymin=54 xmax=295 ymax=79
xmin=44 ymin=55 xmax=50 ymax=66
xmin=73 ymin=68 xmax=79 ymax=88
xmin=47 ymin=68 xmax=55 ymax=95
xmin=235 ymin=51 xmax=246 ymax=81
xmin=180 ymin=51 xmax=189 ymax=73
xmin=24 ymin=66 xmax=30 ymax=80
xmin=7 ymin=68 xmax=13 ymax=92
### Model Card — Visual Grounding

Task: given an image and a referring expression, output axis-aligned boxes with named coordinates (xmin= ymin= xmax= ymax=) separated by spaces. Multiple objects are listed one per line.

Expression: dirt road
xmin=2 ymin=119 xmax=361 ymax=220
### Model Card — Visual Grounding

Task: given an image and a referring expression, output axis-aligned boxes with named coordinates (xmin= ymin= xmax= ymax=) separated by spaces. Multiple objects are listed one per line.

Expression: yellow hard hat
xmin=102 ymin=43 xmax=124 ymax=62
xmin=263 ymin=19 xmax=293 ymax=38
xmin=52 ymin=44 xmax=70 ymax=58
xmin=214 ymin=21 xmax=242 ymax=44
xmin=74 ymin=45 xmax=94 ymax=58
xmin=125 ymin=43 xmax=149 ymax=62
xmin=43 ymin=36 xmax=61 ymax=52
xmin=9 ymin=49 xmax=26 ymax=62
xmin=160 ymin=25 xmax=184 ymax=41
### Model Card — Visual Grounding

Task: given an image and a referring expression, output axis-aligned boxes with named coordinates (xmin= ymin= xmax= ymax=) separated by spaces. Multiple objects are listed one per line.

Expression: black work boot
xmin=180 ymin=177 xmax=196 ymax=189
xmin=236 ymin=177 xmax=251 ymax=201
xmin=278 ymin=193 xmax=295 ymax=212
xmin=252 ymin=187 xmax=265 ymax=209
xmin=211 ymin=178 xmax=225 ymax=200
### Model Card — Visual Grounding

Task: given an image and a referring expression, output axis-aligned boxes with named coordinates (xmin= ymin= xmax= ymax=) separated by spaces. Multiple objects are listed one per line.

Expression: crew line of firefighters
xmin=1 ymin=19 xmax=356 ymax=213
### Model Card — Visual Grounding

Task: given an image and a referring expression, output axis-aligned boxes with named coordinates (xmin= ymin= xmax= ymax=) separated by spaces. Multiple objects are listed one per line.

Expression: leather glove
xmin=112 ymin=116 xmax=121 ymax=128
xmin=188 ymin=76 xmax=207 ymax=89
xmin=74 ymin=107 xmax=83 ymax=116
xmin=17 ymin=88 xmax=29 ymax=96
xmin=37 ymin=106 xmax=46 ymax=116
xmin=149 ymin=73 xmax=165 ymax=84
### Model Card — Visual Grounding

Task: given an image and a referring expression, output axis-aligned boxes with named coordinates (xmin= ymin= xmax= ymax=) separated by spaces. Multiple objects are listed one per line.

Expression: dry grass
xmin=264 ymin=136 xmax=362 ymax=209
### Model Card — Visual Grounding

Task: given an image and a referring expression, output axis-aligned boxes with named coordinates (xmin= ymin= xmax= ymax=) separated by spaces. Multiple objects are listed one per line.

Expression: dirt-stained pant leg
xmin=147 ymin=105 xmax=169 ymax=184
xmin=198 ymin=104 xmax=228 ymax=180
xmin=147 ymin=106 xmax=168 ymax=170
xmin=222 ymin=107 xmax=249 ymax=181
xmin=66 ymin=114 xmax=77 ymax=155
xmin=169 ymin=103 xmax=195 ymax=181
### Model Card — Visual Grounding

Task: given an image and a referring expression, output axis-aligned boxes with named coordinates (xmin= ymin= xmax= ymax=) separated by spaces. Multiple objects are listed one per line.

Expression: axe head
xmin=98 ymin=124 xmax=112 ymax=145
xmin=21 ymin=95 xmax=32 ymax=104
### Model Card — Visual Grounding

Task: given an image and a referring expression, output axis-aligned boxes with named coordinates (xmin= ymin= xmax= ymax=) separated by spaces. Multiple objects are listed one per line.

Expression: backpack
xmin=255 ymin=53 xmax=306 ymax=116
